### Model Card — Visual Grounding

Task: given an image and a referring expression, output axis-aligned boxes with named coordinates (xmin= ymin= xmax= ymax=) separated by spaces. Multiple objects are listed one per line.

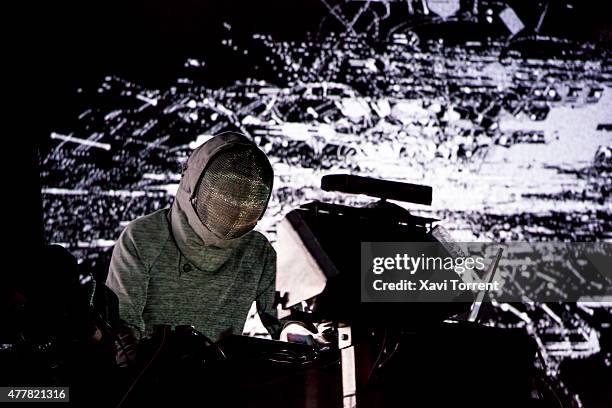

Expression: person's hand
xmin=279 ymin=321 xmax=334 ymax=346
xmin=112 ymin=324 xmax=139 ymax=368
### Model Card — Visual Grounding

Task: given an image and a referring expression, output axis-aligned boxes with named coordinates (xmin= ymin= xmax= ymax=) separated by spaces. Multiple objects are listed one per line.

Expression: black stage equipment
xmin=276 ymin=174 xmax=541 ymax=407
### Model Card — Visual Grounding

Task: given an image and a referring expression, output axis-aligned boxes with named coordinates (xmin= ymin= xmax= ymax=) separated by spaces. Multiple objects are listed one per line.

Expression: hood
xmin=168 ymin=132 xmax=271 ymax=272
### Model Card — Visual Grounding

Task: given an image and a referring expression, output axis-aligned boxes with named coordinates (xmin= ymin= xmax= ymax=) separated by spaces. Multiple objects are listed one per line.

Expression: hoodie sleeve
xmin=255 ymin=243 xmax=281 ymax=339
xmin=106 ymin=225 xmax=150 ymax=336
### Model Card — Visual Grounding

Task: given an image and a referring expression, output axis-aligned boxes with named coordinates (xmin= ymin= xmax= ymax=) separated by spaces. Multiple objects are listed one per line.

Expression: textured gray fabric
xmin=106 ymin=133 xmax=278 ymax=341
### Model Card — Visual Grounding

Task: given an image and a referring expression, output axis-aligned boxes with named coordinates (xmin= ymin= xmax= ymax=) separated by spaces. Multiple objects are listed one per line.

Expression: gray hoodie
xmin=106 ymin=133 xmax=278 ymax=341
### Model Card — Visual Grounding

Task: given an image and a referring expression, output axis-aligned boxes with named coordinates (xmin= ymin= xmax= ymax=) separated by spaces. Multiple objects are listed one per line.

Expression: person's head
xmin=188 ymin=133 xmax=273 ymax=240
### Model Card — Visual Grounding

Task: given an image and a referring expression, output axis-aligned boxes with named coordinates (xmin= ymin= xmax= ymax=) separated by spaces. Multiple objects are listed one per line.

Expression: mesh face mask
xmin=191 ymin=145 xmax=273 ymax=240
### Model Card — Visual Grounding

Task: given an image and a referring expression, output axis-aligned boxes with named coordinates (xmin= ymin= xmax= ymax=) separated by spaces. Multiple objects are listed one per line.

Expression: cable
xmin=534 ymin=348 xmax=565 ymax=408
xmin=535 ymin=372 xmax=565 ymax=408
xmin=367 ymin=328 xmax=388 ymax=383
xmin=96 ymin=313 xmax=134 ymax=368
xmin=376 ymin=338 xmax=400 ymax=373
xmin=114 ymin=327 xmax=167 ymax=408
xmin=186 ymin=329 xmax=227 ymax=360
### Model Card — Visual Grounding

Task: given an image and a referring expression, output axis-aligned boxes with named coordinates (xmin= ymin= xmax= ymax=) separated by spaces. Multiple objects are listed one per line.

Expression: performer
xmin=106 ymin=132 xmax=278 ymax=341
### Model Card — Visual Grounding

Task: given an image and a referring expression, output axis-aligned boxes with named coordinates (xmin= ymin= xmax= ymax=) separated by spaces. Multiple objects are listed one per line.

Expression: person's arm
xmin=255 ymin=243 xmax=324 ymax=345
xmin=106 ymin=225 xmax=150 ymax=337
xmin=255 ymin=244 xmax=281 ymax=339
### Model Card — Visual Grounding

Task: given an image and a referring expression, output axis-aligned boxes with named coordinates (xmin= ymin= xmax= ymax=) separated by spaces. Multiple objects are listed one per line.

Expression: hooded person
xmin=106 ymin=132 xmax=279 ymax=341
